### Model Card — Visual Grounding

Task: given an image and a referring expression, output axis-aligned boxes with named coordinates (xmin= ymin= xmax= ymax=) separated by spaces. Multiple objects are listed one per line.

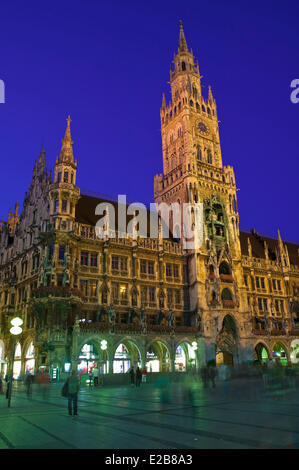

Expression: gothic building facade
xmin=0 ymin=23 xmax=298 ymax=381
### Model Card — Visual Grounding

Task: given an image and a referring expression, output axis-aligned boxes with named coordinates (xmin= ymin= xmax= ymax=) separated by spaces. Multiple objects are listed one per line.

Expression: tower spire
xmin=59 ymin=115 xmax=74 ymax=163
xmin=178 ymin=20 xmax=188 ymax=53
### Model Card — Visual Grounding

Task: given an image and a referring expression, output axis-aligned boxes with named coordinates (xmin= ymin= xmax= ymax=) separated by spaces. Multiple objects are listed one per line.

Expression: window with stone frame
xmin=90 ymin=280 xmax=97 ymax=297
xmin=120 ymin=257 xmax=128 ymax=272
xmin=255 ymin=277 xmax=260 ymax=289
xmin=148 ymin=260 xmax=155 ymax=275
xmin=119 ymin=284 xmax=128 ymax=300
xmin=112 ymin=283 xmax=119 ymax=302
xmin=141 ymin=286 xmax=147 ymax=304
xmin=175 ymin=289 xmax=181 ymax=305
xmin=57 ymin=274 xmax=63 ymax=287
xmin=58 ymin=245 xmax=65 ymax=261
xmin=173 ymin=264 xmax=180 ymax=278
xmin=111 ymin=255 xmax=119 ymax=270
xmin=81 ymin=251 xmax=89 ymax=266
xmin=61 ymin=200 xmax=67 ymax=213
xmin=167 ymin=288 xmax=174 ymax=306
xmin=90 ymin=252 xmax=98 ymax=267
xmin=166 ymin=263 xmax=172 ymax=277
xmin=148 ymin=287 xmax=156 ymax=303
xmin=80 ymin=280 xmax=88 ymax=296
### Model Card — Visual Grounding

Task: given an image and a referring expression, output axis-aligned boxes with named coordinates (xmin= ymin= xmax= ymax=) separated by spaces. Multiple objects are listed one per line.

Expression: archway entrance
xmin=290 ymin=339 xmax=299 ymax=364
xmin=78 ymin=342 xmax=103 ymax=375
xmin=13 ymin=342 xmax=22 ymax=379
xmin=0 ymin=340 xmax=6 ymax=376
xmin=272 ymin=343 xmax=288 ymax=366
xmin=146 ymin=341 xmax=170 ymax=372
xmin=175 ymin=342 xmax=196 ymax=371
xmin=113 ymin=341 xmax=140 ymax=374
xmin=24 ymin=342 xmax=35 ymax=375
xmin=216 ymin=315 xmax=238 ymax=366
xmin=254 ymin=343 xmax=269 ymax=364
xmin=216 ymin=351 xmax=234 ymax=366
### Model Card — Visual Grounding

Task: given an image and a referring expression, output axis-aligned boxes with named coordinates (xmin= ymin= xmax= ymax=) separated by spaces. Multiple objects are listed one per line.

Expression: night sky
xmin=0 ymin=0 xmax=298 ymax=242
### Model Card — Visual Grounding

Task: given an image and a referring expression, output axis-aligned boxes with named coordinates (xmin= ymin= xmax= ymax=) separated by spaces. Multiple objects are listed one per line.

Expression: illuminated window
xmin=120 ymin=285 xmax=127 ymax=299
xmin=90 ymin=280 xmax=97 ymax=297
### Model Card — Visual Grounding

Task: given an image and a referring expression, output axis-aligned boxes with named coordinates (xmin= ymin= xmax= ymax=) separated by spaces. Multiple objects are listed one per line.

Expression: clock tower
xmin=154 ymin=22 xmax=246 ymax=362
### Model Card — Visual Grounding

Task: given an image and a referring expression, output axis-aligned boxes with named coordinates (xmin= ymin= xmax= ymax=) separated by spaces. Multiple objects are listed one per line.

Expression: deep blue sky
xmin=0 ymin=0 xmax=298 ymax=242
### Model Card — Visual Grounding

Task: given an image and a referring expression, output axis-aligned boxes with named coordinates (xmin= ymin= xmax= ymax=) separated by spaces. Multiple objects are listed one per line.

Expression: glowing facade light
xmin=10 ymin=317 xmax=23 ymax=327
xmin=10 ymin=317 xmax=23 ymax=336
xmin=100 ymin=340 xmax=107 ymax=350
xmin=192 ymin=341 xmax=198 ymax=350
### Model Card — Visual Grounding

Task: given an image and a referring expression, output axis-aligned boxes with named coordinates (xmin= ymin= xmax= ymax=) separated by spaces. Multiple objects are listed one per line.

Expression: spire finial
xmin=59 ymin=114 xmax=74 ymax=163
xmin=178 ymin=20 xmax=188 ymax=53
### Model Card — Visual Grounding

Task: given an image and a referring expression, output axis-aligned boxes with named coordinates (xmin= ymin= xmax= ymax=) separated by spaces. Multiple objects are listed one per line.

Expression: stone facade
xmin=0 ymin=23 xmax=298 ymax=380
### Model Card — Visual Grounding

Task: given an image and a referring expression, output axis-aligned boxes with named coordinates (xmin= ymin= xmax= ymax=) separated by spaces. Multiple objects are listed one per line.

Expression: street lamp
xmin=8 ymin=317 xmax=23 ymax=408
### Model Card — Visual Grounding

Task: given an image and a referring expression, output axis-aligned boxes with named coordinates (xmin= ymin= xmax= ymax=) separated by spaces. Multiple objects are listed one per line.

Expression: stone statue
xmin=108 ymin=301 xmax=115 ymax=325
xmin=63 ymin=252 xmax=70 ymax=286
xmin=167 ymin=308 xmax=174 ymax=327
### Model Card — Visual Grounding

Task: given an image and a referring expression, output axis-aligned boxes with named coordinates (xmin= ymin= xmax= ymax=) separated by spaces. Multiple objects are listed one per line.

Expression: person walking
xmin=208 ymin=362 xmax=217 ymax=388
xmin=24 ymin=372 xmax=33 ymax=398
xmin=88 ymin=369 xmax=94 ymax=389
xmin=5 ymin=372 xmax=12 ymax=400
xmin=38 ymin=368 xmax=51 ymax=400
xmin=135 ymin=367 xmax=142 ymax=387
xmin=67 ymin=370 xmax=80 ymax=416
xmin=129 ymin=366 xmax=135 ymax=387
xmin=93 ymin=366 xmax=99 ymax=386
xmin=141 ymin=367 xmax=147 ymax=383
xmin=0 ymin=375 xmax=3 ymax=394
xmin=200 ymin=365 xmax=209 ymax=388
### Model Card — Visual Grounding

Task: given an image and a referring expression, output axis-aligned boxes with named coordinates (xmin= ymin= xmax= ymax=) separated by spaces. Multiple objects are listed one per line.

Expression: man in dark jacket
xmin=67 ymin=370 xmax=80 ymax=416
xmin=135 ymin=367 xmax=142 ymax=387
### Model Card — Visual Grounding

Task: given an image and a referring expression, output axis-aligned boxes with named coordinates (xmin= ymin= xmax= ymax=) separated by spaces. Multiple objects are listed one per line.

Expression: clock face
xmin=197 ymin=121 xmax=209 ymax=135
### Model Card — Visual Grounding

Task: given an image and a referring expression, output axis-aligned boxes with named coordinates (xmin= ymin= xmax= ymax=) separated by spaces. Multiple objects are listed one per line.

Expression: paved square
xmin=1 ymin=376 xmax=299 ymax=449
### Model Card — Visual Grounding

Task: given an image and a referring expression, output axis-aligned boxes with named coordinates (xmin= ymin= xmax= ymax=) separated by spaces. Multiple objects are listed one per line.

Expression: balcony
xmin=270 ymin=329 xmax=286 ymax=336
xmin=253 ymin=329 xmax=268 ymax=336
xmin=32 ymin=286 xmax=84 ymax=299
xmin=222 ymin=300 xmax=236 ymax=308
xmin=220 ymin=274 xmax=233 ymax=283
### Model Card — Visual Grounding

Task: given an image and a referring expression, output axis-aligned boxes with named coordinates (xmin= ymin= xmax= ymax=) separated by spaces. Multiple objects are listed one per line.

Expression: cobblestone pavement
xmin=1 ymin=376 xmax=299 ymax=449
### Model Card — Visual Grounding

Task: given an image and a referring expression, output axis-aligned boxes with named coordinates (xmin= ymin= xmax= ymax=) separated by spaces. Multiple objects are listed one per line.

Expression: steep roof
xmin=240 ymin=230 xmax=299 ymax=266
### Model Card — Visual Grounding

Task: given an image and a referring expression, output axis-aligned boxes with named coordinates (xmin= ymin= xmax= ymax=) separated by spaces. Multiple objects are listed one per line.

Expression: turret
xmin=49 ymin=116 xmax=80 ymax=229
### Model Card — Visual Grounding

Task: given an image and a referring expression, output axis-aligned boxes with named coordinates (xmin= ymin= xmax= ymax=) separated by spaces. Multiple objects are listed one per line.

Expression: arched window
xmin=189 ymin=100 xmax=194 ymax=107
xmin=219 ymin=261 xmax=230 ymax=275
xmin=221 ymin=288 xmax=233 ymax=301
xmin=197 ymin=146 xmax=202 ymax=160
xmin=207 ymin=150 xmax=213 ymax=164
xmin=182 ymin=62 xmax=186 ymax=71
